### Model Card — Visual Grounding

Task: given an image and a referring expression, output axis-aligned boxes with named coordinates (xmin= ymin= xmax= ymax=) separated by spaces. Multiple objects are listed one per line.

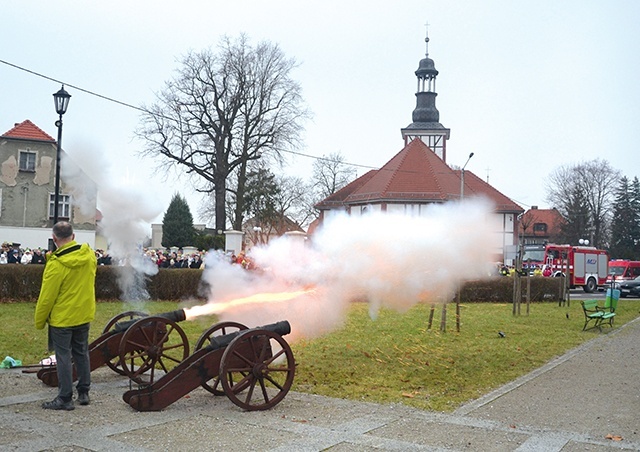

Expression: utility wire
xmin=1 ymin=58 xmax=378 ymax=169
xmin=1 ymin=57 xmax=528 ymax=207
xmin=0 ymin=58 xmax=153 ymax=116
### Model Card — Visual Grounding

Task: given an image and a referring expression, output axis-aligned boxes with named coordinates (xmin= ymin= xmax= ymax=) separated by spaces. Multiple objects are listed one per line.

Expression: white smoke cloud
xmin=61 ymin=139 xmax=162 ymax=300
xmin=199 ymin=199 xmax=496 ymax=340
xmin=61 ymin=140 xmax=496 ymax=332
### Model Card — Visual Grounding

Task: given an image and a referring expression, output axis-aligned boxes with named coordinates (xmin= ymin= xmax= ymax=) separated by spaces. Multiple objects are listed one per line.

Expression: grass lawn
xmin=0 ymin=301 xmax=219 ymax=367
xmin=293 ymin=298 xmax=640 ymax=411
xmin=2 ymin=297 xmax=638 ymax=413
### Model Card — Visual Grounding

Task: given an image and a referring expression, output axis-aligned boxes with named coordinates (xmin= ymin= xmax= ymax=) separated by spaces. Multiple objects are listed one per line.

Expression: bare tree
xmin=137 ymin=34 xmax=309 ymax=232
xmin=545 ymin=158 xmax=620 ymax=247
xmin=242 ymin=163 xmax=314 ymax=235
xmin=272 ymin=174 xmax=315 ymax=229
xmin=312 ymin=152 xmax=357 ymax=201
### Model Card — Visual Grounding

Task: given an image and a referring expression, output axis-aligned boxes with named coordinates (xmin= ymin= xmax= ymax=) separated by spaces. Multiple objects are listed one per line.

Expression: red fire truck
xmin=606 ymin=260 xmax=640 ymax=286
xmin=543 ymin=244 xmax=609 ymax=293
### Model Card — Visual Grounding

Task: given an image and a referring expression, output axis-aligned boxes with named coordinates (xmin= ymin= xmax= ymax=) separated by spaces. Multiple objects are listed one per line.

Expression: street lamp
xmin=253 ymin=226 xmax=262 ymax=245
xmin=460 ymin=152 xmax=474 ymax=200
xmin=52 ymin=85 xmax=71 ymax=226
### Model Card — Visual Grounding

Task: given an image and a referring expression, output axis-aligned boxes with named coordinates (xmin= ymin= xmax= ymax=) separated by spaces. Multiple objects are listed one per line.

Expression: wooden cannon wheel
xmin=219 ymin=329 xmax=295 ymax=411
xmin=102 ymin=311 xmax=148 ymax=376
xmin=194 ymin=321 xmax=248 ymax=395
xmin=118 ymin=316 xmax=189 ymax=385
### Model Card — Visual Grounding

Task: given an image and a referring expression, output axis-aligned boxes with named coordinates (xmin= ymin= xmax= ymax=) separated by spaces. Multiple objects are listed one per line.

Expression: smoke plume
xmin=199 ymin=199 xmax=496 ymax=340
xmin=61 ymin=140 xmax=162 ymax=300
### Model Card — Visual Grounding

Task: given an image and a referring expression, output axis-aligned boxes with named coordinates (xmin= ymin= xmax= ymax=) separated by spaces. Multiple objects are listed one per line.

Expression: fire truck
xmin=521 ymin=244 xmax=546 ymax=274
xmin=543 ymin=244 xmax=609 ymax=293
xmin=606 ymin=260 xmax=640 ymax=286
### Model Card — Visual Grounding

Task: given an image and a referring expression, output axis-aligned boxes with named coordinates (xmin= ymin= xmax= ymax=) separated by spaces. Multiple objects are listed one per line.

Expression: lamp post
xmin=460 ymin=152 xmax=474 ymax=200
xmin=253 ymin=226 xmax=262 ymax=245
xmin=52 ymin=85 xmax=71 ymax=226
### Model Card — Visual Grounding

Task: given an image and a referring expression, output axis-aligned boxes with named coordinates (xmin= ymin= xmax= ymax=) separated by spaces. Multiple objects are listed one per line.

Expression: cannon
xmin=123 ymin=320 xmax=295 ymax=411
xmin=37 ymin=309 xmax=190 ymax=387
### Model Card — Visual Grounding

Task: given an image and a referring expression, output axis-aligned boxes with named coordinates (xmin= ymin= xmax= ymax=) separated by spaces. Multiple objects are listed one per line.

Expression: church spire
xmin=401 ymin=28 xmax=450 ymax=162
xmin=413 ymin=30 xmax=439 ymax=122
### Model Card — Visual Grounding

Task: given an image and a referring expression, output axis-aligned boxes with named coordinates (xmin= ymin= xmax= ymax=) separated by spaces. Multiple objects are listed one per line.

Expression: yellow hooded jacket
xmin=34 ymin=241 xmax=97 ymax=329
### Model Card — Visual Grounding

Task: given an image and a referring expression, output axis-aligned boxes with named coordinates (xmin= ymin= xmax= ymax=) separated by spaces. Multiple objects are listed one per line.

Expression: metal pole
xmin=53 ymin=115 xmax=63 ymax=226
xmin=460 ymin=152 xmax=474 ymax=200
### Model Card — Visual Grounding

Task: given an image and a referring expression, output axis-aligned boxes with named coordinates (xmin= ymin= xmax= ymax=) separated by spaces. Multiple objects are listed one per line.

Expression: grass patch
xmin=0 ymin=301 xmax=218 ymax=366
xmin=290 ymin=299 xmax=640 ymax=412
xmin=2 ymin=298 xmax=638 ymax=412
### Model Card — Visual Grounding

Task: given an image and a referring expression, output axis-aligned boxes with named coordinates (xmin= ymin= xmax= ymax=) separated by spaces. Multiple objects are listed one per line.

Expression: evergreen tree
xmin=162 ymin=194 xmax=195 ymax=248
xmin=243 ymin=166 xmax=280 ymax=227
xmin=631 ymin=177 xmax=640 ymax=258
xmin=609 ymin=177 xmax=633 ymax=258
xmin=558 ymin=187 xmax=591 ymax=245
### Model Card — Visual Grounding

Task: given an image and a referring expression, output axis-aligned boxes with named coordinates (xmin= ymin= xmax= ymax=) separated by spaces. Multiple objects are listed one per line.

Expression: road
xmin=569 ymin=288 xmax=606 ymax=299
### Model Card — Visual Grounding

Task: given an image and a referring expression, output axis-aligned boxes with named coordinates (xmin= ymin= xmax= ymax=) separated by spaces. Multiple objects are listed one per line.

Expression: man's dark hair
xmin=52 ymin=222 xmax=74 ymax=240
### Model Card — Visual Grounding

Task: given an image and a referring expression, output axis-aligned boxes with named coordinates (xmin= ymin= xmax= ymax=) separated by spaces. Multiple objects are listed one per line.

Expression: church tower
xmin=400 ymin=31 xmax=451 ymax=162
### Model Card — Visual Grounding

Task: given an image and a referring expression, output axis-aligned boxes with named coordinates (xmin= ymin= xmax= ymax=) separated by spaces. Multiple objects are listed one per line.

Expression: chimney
xmin=531 ymin=206 xmax=538 ymax=210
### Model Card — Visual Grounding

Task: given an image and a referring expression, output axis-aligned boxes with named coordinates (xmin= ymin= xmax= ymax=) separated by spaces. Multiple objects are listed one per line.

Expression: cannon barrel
xmin=205 ymin=320 xmax=291 ymax=352
xmin=113 ymin=309 xmax=186 ymax=333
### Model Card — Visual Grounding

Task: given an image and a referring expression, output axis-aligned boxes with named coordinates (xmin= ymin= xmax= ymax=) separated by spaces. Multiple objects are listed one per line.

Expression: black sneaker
xmin=77 ymin=392 xmax=90 ymax=406
xmin=42 ymin=397 xmax=74 ymax=411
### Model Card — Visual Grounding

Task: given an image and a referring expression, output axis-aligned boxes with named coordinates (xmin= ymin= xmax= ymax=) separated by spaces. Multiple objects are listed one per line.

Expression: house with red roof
xmin=0 ymin=120 xmax=96 ymax=249
xmin=518 ymin=206 xmax=565 ymax=245
xmin=315 ymin=35 xmax=524 ymax=263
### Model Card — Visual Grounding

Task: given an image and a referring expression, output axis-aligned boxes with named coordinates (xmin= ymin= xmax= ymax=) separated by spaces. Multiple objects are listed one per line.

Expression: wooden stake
xmin=440 ymin=303 xmax=447 ymax=332
xmin=427 ymin=304 xmax=435 ymax=329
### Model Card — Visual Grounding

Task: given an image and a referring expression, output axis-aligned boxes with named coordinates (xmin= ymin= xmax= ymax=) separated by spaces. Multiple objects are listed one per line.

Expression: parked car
xmin=618 ymin=275 xmax=640 ymax=298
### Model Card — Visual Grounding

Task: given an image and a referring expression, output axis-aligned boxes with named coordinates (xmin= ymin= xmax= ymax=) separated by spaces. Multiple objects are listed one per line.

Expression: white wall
xmin=0 ymin=225 xmax=95 ymax=250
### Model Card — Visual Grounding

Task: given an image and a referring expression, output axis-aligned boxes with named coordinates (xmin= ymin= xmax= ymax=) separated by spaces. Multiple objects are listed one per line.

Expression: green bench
xmin=580 ymin=289 xmax=620 ymax=331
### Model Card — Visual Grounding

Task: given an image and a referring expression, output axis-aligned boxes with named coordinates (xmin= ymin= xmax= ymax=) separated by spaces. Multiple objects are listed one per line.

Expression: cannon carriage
xmin=124 ymin=320 xmax=296 ymax=411
xmin=37 ymin=309 xmax=190 ymax=387
xmin=36 ymin=310 xmax=296 ymax=411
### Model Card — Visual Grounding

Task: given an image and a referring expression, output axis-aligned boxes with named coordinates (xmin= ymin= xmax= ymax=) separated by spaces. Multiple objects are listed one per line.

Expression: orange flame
xmin=184 ymin=287 xmax=315 ymax=320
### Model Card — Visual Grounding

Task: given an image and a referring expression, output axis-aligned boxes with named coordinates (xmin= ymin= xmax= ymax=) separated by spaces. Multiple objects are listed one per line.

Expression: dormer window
xmin=19 ymin=150 xmax=36 ymax=172
xmin=533 ymin=223 xmax=547 ymax=233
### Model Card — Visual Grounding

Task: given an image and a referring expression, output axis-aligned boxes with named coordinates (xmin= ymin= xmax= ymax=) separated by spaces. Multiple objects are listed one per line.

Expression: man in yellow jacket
xmin=35 ymin=222 xmax=97 ymax=410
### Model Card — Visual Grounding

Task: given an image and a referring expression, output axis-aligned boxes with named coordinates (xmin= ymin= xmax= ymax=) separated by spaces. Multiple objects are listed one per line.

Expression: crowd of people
xmin=142 ymin=249 xmax=204 ymax=269
xmin=497 ymin=263 xmax=544 ymax=277
xmin=1 ymin=242 xmax=206 ymax=269
xmin=1 ymin=242 xmax=46 ymax=264
xmin=2 ymin=238 xmax=270 ymax=273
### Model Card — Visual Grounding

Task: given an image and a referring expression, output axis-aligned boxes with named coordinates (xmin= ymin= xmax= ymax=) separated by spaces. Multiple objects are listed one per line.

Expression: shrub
xmin=461 ymin=276 xmax=562 ymax=302
xmin=0 ymin=265 xmax=208 ymax=302
xmin=0 ymin=264 xmax=564 ymax=304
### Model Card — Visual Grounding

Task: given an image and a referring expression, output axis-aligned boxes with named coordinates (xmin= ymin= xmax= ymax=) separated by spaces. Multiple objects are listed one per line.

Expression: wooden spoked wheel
xmin=219 ymin=329 xmax=295 ymax=411
xmin=118 ymin=316 xmax=189 ymax=385
xmin=194 ymin=321 xmax=248 ymax=395
xmin=102 ymin=311 xmax=148 ymax=375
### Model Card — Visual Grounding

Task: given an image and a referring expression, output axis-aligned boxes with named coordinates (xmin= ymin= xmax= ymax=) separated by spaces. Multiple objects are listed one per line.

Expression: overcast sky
xmin=2 ymin=1 xmax=639 ymax=227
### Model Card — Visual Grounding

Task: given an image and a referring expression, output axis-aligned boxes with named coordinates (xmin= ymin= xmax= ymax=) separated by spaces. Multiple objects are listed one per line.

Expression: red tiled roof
xmin=316 ymin=139 xmax=523 ymax=213
xmin=460 ymin=170 xmax=523 ymax=213
xmin=519 ymin=207 xmax=565 ymax=237
xmin=1 ymin=120 xmax=55 ymax=142
xmin=316 ymin=169 xmax=378 ymax=208
xmin=344 ymin=139 xmax=460 ymax=203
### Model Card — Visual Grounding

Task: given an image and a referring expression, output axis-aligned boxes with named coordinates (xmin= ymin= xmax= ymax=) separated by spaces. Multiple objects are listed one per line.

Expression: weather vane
xmin=424 ymin=21 xmax=430 ymax=57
